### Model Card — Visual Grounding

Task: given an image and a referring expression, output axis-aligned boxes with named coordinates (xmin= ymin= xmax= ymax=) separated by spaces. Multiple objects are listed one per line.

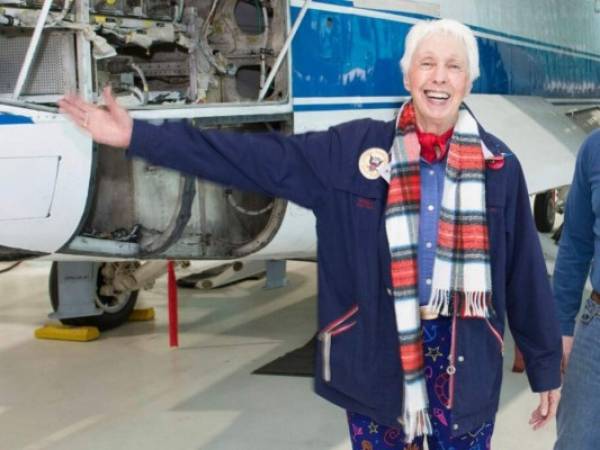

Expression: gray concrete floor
xmin=0 ymin=233 xmax=565 ymax=450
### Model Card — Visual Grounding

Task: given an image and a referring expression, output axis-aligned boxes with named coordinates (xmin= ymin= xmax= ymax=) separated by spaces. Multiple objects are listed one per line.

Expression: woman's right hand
xmin=58 ymin=86 xmax=133 ymax=148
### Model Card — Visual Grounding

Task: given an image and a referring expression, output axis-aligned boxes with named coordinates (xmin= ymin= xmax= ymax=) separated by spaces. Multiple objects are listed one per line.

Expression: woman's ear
xmin=465 ymin=80 xmax=473 ymax=96
xmin=403 ymin=74 xmax=411 ymax=93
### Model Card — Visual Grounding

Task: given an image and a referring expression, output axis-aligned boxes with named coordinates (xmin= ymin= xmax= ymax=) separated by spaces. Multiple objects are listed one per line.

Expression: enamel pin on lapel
xmin=358 ymin=147 xmax=389 ymax=180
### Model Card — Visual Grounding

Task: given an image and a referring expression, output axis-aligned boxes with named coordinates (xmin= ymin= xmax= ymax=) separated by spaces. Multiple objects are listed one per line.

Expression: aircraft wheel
xmin=534 ymin=190 xmax=556 ymax=233
xmin=49 ymin=262 xmax=138 ymax=330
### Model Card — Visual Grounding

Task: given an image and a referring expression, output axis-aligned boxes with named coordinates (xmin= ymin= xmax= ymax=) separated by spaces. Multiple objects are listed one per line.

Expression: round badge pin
xmin=358 ymin=147 xmax=389 ymax=180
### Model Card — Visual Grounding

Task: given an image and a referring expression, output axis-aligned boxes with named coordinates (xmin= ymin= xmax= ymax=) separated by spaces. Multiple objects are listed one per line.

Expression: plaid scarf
xmin=385 ymin=101 xmax=492 ymax=442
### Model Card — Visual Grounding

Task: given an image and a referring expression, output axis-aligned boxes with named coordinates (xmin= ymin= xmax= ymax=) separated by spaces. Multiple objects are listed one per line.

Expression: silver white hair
xmin=400 ymin=18 xmax=480 ymax=84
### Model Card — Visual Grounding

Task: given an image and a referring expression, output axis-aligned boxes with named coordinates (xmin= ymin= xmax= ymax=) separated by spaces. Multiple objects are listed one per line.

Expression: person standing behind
xmin=553 ymin=131 xmax=600 ymax=450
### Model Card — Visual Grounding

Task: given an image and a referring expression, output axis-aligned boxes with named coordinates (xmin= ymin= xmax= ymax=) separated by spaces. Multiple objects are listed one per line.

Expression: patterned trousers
xmin=347 ymin=317 xmax=494 ymax=450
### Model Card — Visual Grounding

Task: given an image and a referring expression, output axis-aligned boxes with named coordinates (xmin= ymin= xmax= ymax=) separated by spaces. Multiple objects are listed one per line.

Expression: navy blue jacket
xmin=128 ymin=115 xmax=562 ymax=436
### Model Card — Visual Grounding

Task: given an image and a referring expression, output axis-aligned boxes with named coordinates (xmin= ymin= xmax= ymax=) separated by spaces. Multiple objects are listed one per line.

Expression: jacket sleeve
xmin=504 ymin=157 xmax=562 ymax=393
xmin=553 ymin=136 xmax=595 ymax=336
xmin=127 ymin=119 xmax=351 ymax=210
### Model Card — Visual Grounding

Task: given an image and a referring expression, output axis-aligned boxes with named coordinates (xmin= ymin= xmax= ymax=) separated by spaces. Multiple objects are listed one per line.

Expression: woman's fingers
xmin=67 ymin=93 xmax=96 ymax=113
xmin=528 ymin=390 xmax=560 ymax=431
xmin=59 ymin=94 xmax=110 ymax=130
xmin=58 ymin=99 xmax=88 ymax=129
xmin=58 ymin=90 xmax=133 ymax=147
xmin=528 ymin=408 xmax=547 ymax=430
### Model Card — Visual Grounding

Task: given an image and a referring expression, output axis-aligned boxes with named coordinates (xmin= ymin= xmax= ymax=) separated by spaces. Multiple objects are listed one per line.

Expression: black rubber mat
xmin=253 ymin=335 xmax=316 ymax=377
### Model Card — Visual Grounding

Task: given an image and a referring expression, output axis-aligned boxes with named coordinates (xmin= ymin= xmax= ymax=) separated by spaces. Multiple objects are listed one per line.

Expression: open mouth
xmin=424 ymin=90 xmax=450 ymax=101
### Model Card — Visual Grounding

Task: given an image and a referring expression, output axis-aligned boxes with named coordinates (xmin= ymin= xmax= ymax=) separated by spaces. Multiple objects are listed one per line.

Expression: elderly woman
xmin=59 ymin=19 xmax=561 ymax=450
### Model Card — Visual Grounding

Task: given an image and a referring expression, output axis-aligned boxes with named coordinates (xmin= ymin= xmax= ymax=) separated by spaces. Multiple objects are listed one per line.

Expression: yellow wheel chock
xmin=34 ymin=325 xmax=100 ymax=342
xmin=128 ymin=307 xmax=155 ymax=322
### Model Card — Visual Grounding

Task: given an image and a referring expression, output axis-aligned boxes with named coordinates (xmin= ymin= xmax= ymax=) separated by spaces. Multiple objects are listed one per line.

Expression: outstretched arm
xmin=58 ymin=87 xmax=374 ymax=210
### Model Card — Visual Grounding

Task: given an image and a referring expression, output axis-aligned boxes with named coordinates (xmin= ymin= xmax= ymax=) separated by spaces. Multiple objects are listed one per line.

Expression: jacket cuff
xmin=526 ymin=357 xmax=562 ymax=392
xmin=126 ymin=120 xmax=160 ymax=159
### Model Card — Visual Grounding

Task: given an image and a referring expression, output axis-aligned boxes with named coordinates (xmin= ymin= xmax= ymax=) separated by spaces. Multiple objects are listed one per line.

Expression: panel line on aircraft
xmin=294 ymin=102 xmax=402 ymax=111
xmin=294 ymin=96 xmax=406 ymax=105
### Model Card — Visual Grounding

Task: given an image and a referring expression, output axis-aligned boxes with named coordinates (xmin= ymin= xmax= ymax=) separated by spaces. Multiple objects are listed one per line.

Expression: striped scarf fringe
xmin=428 ymin=290 xmax=493 ymax=318
xmin=386 ymin=102 xmax=492 ymax=443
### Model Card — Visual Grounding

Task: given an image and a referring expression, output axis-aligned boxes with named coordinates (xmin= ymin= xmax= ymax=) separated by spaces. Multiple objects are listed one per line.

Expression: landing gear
xmin=49 ymin=262 xmax=138 ymax=331
xmin=534 ymin=189 xmax=557 ymax=233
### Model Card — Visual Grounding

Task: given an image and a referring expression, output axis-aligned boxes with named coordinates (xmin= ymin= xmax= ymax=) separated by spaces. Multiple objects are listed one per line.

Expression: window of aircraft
xmin=0 ymin=0 xmax=288 ymax=107
xmin=235 ymin=64 xmax=274 ymax=100
xmin=236 ymin=65 xmax=262 ymax=99
xmin=234 ymin=0 xmax=267 ymax=35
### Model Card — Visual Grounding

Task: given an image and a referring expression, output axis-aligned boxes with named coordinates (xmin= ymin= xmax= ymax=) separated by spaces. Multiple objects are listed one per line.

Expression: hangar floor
xmin=0 ymin=232 xmax=568 ymax=450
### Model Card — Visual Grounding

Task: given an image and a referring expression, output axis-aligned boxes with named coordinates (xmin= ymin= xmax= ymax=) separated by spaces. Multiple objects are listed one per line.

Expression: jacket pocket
xmin=318 ymin=304 xmax=358 ymax=382
xmin=454 ymin=319 xmax=504 ymax=418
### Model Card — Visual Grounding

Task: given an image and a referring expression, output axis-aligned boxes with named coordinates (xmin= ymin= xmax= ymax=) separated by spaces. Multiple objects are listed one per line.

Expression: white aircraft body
xmin=0 ymin=0 xmax=598 ymax=328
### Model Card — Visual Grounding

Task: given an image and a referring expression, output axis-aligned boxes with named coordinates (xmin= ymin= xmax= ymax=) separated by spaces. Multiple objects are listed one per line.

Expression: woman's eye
xmin=421 ymin=61 xmax=433 ymax=68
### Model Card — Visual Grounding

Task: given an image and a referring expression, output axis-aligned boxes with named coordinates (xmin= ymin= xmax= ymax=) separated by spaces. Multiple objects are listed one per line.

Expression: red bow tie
xmin=416 ymin=127 xmax=453 ymax=163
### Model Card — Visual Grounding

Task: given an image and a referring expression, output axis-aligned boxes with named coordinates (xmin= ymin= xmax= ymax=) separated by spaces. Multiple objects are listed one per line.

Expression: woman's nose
xmin=432 ymin=66 xmax=448 ymax=84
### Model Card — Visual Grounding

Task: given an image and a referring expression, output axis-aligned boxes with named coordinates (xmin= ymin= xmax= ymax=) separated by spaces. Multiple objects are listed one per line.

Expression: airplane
xmin=0 ymin=0 xmax=597 ymax=330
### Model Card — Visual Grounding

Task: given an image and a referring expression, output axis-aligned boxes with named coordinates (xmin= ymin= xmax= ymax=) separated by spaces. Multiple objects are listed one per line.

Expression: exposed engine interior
xmin=0 ymin=0 xmax=288 ymax=105
xmin=0 ymin=0 xmax=291 ymax=259
xmin=83 ymin=121 xmax=289 ymax=259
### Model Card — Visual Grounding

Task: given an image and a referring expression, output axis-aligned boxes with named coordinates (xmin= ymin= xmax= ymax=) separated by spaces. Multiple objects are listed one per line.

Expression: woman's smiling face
xmin=404 ymin=33 xmax=471 ymax=134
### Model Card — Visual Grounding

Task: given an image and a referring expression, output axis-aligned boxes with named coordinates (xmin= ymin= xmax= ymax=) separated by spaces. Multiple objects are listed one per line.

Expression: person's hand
xmin=561 ymin=335 xmax=574 ymax=374
xmin=528 ymin=389 xmax=560 ymax=430
xmin=58 ymin=86 xmax=133 ymax=148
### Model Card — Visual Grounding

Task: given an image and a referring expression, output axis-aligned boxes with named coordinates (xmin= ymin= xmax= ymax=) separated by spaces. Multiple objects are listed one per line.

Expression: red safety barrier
xmin=167 ymin=261 xmax=179 ymax=347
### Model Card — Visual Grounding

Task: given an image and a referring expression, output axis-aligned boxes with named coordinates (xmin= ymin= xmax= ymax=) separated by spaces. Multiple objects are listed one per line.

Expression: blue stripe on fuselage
xmin=291 ymin=5 xmax=600 ymax=99
xmin=306 ymin=0 xmax=600 ymax=60
xmin=0 ymin=113 xmax=33 ymax=124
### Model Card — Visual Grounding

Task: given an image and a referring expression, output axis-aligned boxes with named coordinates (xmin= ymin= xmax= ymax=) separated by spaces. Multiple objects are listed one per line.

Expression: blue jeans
xmin=554 ymin=298 xmax=600 ymax=450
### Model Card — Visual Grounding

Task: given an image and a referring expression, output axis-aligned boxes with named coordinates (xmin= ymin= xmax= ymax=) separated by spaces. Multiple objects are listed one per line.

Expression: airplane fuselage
xmin=0 ymin=0 xmax=597 ymax=262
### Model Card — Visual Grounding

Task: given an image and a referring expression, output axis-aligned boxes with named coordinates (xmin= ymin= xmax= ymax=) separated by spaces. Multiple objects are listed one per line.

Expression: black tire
xmin=49 ymin=262 xmax=138 ymax=331
xmin=552 ymin=222 xmax=564 ymax=244
xmin=534 ymin=190 xmax=556 ymax=233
